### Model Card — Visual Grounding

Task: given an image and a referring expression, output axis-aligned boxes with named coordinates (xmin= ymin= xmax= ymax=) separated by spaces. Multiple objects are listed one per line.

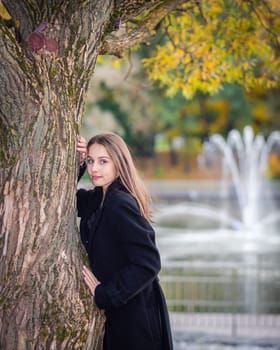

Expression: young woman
xmin=77 ymin=132 xmax=173 ymax=350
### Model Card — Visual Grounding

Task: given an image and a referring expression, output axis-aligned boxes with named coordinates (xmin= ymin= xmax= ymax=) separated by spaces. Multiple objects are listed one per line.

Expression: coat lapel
xmin=87 ymin=206 xmax=103 ymax=249
xmin=87 ymin=180 xmax=125 ymax=249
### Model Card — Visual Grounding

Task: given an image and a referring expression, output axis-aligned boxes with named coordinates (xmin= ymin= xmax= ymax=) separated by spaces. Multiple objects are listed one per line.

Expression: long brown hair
xmin=87 ymin=132 xmax=153 ymax=223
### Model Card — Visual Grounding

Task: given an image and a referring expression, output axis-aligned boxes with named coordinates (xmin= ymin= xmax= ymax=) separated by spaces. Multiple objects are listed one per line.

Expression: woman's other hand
xmin=77 ymin=136 xmax=87 ymax=165
xmin=82 ymin=265 xmax=100 ymax=296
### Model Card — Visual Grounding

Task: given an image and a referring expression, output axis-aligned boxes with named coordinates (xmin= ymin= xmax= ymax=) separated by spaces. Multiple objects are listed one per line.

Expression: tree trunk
xmin=0 ymin=63 xmax=104 ymax=349
xmin=0 ymin=1 xmax=113 ymax=348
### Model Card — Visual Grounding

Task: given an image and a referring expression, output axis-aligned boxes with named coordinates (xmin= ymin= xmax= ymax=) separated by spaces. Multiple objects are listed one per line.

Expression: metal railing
xmin=159 ymin=257 xmax=280 ymax=337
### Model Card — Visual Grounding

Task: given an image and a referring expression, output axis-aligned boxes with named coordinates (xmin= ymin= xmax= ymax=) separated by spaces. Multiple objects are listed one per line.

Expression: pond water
xmin=152 ymin=194 xmax=280 ymax=349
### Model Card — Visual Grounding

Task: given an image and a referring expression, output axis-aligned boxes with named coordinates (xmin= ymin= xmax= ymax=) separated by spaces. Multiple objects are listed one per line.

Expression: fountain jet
xmin=201 ymin=126 xmax=280 ymax=229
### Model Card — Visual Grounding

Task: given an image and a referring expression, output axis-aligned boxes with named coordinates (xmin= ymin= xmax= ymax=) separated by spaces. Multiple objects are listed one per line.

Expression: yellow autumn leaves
xmin=143 ymin=0 xmax=280 ymax=99
xmin=0 ymin=1 xmax=11 ymax=21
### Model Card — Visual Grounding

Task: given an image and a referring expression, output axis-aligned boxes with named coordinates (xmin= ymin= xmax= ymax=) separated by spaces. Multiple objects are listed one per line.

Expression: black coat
xmin=77 ymin=179 xmax=173 ymax=350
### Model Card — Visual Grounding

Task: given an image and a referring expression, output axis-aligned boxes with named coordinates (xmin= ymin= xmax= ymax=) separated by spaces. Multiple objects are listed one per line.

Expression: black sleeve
xmin=77 ymin=161 xmax=102 ymax=217
xmin=78 ymin=161 xmax=87 ymax=182
xmin=94 ymin=196 xmax=161 ymax=309
xmin=76 ymin=187 xmax=102 ymax=218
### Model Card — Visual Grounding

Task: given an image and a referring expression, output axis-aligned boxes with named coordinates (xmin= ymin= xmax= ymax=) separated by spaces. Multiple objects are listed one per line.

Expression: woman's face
xmin=87 ymin=143 xmax=117 ymax=192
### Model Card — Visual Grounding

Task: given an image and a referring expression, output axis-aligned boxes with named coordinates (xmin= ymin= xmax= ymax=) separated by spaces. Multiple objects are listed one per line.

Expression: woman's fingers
xmin=82 ymin=266 xmax=100 ymax=295
xmin=77 ymin=136 xmax=87 ymax=163
xmin=77 ymin=140 xmax=87 ymax=152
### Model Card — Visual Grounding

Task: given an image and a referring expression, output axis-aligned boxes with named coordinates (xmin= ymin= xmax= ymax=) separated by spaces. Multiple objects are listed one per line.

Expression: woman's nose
xmin=88 ymin=162 xmax=98 ymax=171
xmin=91 ymin=164 xmax=98 ymax=171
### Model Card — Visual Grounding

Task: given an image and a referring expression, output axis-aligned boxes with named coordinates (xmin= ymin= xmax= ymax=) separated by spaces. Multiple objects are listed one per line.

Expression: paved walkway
xmin=170 ymin=312 xmax=280 ymax=339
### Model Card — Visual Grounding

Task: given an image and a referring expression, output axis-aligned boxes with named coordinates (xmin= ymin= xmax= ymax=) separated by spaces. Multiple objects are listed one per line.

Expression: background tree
xmin=0 ymin=1 xmax=186 ymax=349
xmin=143 ymin=0 xmax=280 ymax=99
xmin=81 ymin=58 xmax=156 ymax=157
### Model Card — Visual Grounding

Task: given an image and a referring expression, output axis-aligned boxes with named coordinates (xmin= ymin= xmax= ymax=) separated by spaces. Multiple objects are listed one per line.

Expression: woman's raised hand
xmin=77 ymin=136 xmax=87 ymax=165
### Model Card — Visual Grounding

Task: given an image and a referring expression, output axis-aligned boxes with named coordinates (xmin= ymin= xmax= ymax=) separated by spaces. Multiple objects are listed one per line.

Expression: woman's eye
xmin=100 ymin=159 xmax=107 ymax=165
xmin=87 ymin=159 xmax=94 ymax=165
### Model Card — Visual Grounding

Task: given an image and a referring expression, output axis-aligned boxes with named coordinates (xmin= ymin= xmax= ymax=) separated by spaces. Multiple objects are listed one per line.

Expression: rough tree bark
xmin=0 ymin=0 xmax=187 ymax=349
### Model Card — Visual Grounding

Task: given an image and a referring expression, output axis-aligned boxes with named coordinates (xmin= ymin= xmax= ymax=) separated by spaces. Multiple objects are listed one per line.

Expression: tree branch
xmin=100 ymin=0 xmax=188 ymax=57
xmin=113 ymin=0 xmax=163 ymax=22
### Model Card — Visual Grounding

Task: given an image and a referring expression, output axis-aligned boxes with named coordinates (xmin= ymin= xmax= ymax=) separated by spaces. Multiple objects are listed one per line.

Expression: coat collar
xmin=95 ymin=179 xmax=127 ymax=204
xmin=108 ymin=178 xmax=126 ymax=192
xmin=104 ymin=178 xmax=127 ymax=198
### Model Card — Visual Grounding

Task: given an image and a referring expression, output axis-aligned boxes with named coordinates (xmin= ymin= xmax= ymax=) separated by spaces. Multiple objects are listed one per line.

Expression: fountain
xmin=200 ymin=125 xmax=280 ymax=230
xmin=153 ymin=126 xmax=280 ymax=323
xmin=156 ymin=126 xmax=280 ymax=233
xmin=199 ymin=126 xmax=280 ymax=315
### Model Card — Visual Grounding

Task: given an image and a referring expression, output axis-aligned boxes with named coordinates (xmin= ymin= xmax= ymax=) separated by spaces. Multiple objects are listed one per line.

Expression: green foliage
xmin=96 ymin=82 xmax=132 ymax=144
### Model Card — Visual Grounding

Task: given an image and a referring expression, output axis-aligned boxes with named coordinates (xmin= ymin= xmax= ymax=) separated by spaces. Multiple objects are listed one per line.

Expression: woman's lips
xmin=92 ymin=176 xmax=102 ymax=181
